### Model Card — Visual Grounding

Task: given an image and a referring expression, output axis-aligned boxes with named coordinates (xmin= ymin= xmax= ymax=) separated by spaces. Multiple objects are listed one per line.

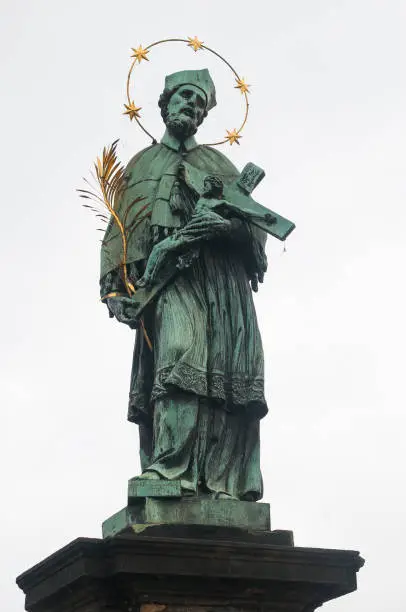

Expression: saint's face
xmin=165 ymin=85 xmax=206 ymax=138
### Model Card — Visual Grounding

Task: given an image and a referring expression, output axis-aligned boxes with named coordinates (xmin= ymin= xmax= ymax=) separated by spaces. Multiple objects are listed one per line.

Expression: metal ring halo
xmin=125 ymin=37 xmax=250 ymax=147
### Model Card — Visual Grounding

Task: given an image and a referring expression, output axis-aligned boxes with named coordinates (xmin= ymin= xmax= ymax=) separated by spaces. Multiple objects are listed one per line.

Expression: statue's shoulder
xmin=125 ymin=143 xmax=165 ymax=174
xmin=199 ymin=145 xmax=239 ymax=168
xmin=192 ymin=145 xmax=239 ymax=180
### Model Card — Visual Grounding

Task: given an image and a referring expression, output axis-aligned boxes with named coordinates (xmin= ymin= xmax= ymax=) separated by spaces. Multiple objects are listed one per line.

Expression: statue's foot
xmin=241 ymin=492 xmax=257 ymax=502
xmin=214 ymin=491 xmax=239 ymax=501
xmin=134 ymin=470 xmax=162 ymax=481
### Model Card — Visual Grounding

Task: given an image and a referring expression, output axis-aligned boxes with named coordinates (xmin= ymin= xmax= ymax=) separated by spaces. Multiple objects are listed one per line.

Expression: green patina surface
xmin=102 ymin=498 xmax=271 ymax=539
xmin=100 ymin=69 xmax=295 ymax=517
xmin=128 ymin=478 xmax=182 ymax=501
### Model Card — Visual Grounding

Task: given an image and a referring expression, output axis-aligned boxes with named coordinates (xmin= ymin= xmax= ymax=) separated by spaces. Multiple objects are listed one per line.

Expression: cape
xmin=100 ymin=142 xmax=243 ymax=282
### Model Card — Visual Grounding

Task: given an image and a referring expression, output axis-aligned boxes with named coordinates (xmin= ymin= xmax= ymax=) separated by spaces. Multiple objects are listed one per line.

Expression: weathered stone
xmin=104 ymin=519 xmax=294 ymax=545
xmin=102 ymin=504 xmax=143 ymax=538
xmin=128 ymin=478 xmax=182 ymax=502
xmin=103 ymin=498 xmax=270 ymax=538
xmin=145 ymin=497 xmax=270 ymax=530
xmin=16 ymin=529 xmax=364 ymax=612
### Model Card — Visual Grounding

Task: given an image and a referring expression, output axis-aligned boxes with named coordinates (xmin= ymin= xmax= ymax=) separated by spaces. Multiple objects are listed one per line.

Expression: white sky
xmin=2 ymin=0 xmax=406 ymax=610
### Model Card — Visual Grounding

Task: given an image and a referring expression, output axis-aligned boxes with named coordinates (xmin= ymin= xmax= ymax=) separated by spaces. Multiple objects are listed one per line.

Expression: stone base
xmin=17 ymin=526 xmax=364 ymax=612
xmin=128 ymin=478 xmax=182 ymax=502
xmin=103 ymin=497 xmax=271 ymax=538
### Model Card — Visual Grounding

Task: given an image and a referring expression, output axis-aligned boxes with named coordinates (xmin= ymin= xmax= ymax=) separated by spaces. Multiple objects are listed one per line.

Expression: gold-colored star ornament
xmin=225 ymin=128 xmax=242 ymax=145
xmin=131 ymin=45 xmax=149 ymax=63
xmin=235 ymin=77 xmax=250 ymax=94
xmin=125 ymin=36 xmax=252 ymax=147
xmin=123 ymin=101 xmax=142 ymax=121
xmin=187 ymin=36 xmax=203 ymax=52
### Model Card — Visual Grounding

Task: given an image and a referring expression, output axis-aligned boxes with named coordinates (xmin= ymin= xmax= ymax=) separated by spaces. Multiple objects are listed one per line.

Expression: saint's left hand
xmin=181 ymin=206 xmax=231 ymax=239
xmin=136 ymin=236 xmax=177 ymax=289
xmin=137 ymin=210 xmax=231 ymax=289
xmin=106 ymin=296 xmax=140 ymax=329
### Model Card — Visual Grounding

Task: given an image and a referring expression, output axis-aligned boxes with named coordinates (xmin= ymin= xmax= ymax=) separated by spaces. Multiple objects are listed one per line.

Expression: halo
xmin=124 ymin=37 xmax=250 ymax=147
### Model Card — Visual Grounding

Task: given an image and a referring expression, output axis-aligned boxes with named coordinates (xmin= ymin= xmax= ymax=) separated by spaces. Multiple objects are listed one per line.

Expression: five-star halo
xmin=125 ymin=37 xmax=250 ymax=146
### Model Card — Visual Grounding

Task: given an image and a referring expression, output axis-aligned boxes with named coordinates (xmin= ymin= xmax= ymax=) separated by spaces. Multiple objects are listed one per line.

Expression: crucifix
xmin=130 ymin=161 xmax=295 ymax=318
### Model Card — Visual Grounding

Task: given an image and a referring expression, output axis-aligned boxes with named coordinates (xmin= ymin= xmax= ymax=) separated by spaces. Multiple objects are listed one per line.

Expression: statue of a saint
xmin=100 ymin=69 xmax=268 ymax=501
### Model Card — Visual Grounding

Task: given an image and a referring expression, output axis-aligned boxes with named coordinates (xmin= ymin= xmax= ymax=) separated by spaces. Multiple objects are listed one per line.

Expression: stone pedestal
xmin=103 ymin=498 xmax=271 ymax=537
xmin=16 ymin=525 xmax=364 ymax=612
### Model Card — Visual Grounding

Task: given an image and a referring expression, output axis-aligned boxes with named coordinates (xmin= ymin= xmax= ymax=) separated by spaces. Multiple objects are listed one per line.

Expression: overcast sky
xmin=1 ymin=0 xmax=406 ymax=610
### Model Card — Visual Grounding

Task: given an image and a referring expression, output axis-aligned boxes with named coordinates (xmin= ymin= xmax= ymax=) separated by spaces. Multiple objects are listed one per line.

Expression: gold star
xmin=123 ymin=101 xmax=142 ymax=121
xmin=187 ymin=36 xmax=203 ymax=52
xmin=225 ymin=128 xmax=242 ymax=145
xmin=131 ymin=45 xmax=149 ymax=63
xmin=235 ymin=77 xmax=250 ymax=94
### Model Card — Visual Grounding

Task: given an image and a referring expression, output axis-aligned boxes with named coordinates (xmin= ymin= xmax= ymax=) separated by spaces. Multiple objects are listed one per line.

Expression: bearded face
xmin=164 ymin=85 xmax=206 ymax=139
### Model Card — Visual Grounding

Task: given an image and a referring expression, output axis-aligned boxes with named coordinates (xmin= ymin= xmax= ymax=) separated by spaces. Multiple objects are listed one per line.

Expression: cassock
xmin=100 ymin=130 xmax=268 ymax=500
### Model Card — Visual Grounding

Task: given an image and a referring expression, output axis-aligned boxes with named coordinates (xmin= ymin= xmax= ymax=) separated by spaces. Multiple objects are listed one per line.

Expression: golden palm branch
xmin=78 ymin=139 xmax=135 ymax=295
xmin=77 ymin=140 xmax=154 ymax=350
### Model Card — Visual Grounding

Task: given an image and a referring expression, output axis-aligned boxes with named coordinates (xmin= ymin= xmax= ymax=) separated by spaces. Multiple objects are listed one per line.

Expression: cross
xmin=129 ymin=162 xmax=295 ymax=319
xmin=182 ymin=161 xmax=295 ymax=242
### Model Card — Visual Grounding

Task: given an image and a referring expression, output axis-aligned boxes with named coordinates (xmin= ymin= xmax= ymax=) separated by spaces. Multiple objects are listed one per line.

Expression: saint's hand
xmin=181 ymin=205 xmax=232 ymax=239
xmin=106 ymin=296 xmax=139 ymax=329
xmin=136 ymin=210 xmax=231 ymax=289
xmin=136 ymin=236 xmax=177 ymax=289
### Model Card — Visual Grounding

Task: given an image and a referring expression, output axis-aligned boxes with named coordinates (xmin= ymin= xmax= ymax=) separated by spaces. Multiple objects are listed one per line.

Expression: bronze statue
xmin=97 ymin=67 xmax=294 ymax=502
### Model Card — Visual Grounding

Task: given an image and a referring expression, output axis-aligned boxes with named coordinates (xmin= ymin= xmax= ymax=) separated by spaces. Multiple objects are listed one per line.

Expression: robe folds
xmin=100 ymin=132 xmax=268 ymax=499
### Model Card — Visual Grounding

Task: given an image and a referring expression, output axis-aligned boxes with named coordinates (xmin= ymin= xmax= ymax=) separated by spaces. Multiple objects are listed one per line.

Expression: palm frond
xmin=78 ymin=140 xmax=126 ymax=220
xmin=79 ymin=141 xmax=154 ymax=350
xmin=77 ymin=139 xmax=153 ymax=302
xmin=78 ymin=140 xmax=132 ymax=292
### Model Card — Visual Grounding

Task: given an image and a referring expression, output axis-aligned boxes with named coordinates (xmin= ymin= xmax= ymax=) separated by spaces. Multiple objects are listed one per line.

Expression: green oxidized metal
xmin=100 ymin=69 xmax=295 ymax=505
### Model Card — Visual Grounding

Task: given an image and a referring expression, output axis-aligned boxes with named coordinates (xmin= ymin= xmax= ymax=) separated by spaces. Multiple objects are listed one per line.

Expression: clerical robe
xmin=100 ymin=131 xmax=268 ymax=500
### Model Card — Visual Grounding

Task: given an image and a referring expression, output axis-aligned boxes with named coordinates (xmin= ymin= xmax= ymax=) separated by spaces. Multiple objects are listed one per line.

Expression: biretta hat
xmin=164 ymin=68 xmax=217 ymax=111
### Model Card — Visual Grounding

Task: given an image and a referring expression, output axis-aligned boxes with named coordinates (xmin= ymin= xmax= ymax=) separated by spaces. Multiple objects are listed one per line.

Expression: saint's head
xmin=158 ymin=69 xmax=216 ymax=140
